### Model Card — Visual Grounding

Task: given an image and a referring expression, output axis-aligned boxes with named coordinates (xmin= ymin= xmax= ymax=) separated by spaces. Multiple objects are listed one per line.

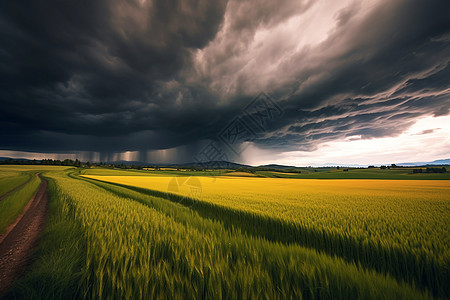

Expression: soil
xmin=0 ymin=175 xmax=48 ymax=296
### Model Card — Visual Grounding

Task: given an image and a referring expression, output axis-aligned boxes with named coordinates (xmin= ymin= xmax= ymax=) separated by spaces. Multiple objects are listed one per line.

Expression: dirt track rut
xmin=0 ymin=175 xmax=48 ymax=295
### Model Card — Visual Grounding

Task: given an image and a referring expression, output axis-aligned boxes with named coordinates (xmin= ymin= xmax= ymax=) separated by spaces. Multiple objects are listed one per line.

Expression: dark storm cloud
xmin=248 ymin=0 xmax=450 ymax=151
xmin=0 ymin=0 xmax=227 ymax=143
xmin=0 ymin=0 xmax=449 ymax=162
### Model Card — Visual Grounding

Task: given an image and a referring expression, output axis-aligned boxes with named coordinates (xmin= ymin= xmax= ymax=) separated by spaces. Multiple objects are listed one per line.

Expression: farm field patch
xmin=83 ymin=173 xmax=450 ymax=297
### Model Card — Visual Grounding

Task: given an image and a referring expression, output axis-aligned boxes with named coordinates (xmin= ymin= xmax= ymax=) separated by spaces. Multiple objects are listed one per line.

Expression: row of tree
xmin=0 ymin=158 xmax=90 ymax=167
xmin=412 ymin=167 xmax=446 ymax=174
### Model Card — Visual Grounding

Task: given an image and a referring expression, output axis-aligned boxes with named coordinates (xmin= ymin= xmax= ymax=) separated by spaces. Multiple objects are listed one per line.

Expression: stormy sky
xmin=1 ymin=0 xmax=449 ymax=165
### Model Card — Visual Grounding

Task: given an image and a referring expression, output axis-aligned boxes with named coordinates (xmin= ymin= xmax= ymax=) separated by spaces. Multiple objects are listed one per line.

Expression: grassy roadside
xmin=0 ymin=172 xmax=31 ymax=197
xmin=0 ymin=173 xmax=41 ymax=234
xmin=5 ymin=174 xmax=87 ymax=299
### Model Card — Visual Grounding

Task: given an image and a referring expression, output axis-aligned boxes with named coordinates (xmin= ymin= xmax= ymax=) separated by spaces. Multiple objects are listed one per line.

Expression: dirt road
xmin=0 ymin=175 xmax=48 ymax=295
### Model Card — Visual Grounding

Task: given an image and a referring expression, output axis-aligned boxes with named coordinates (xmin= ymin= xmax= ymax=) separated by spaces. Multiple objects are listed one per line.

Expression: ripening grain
xmin=83 ymin=175 xmax=450 ymax=296
xmin=39 ymin=171 xmax=429 ymax=299
xmin=83 ymin=176 xmax=449 ymax=259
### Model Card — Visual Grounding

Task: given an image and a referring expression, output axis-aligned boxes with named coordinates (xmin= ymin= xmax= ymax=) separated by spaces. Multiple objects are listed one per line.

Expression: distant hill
xmin=0 ymin=157 xmax=31 ymax=162
xmin=397 ymin=159 xmax=450 ymax=166
xmin=106 ymin=160 xmax=251 ymax=169
xmin=177 ymin=161 xmax=250 ymax=169
xmin=258 ymin=164 xmax=297 ymax=169
xmin=312 ymin=162 xmax=368 ymax=167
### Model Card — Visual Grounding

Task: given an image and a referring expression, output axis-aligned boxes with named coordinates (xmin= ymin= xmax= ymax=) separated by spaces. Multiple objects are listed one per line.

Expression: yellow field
xmin=4 ymin=168 xmax=446 ymax=298
xmin=269 ymin=171 xmax=300 ymax=175
xmin=224 ymin=171 xmax=259 ymax=177
xmin=83 ymin=175 xmax=450 ymax=265
xmin=32 ymin=170 xmax=429 ymax=299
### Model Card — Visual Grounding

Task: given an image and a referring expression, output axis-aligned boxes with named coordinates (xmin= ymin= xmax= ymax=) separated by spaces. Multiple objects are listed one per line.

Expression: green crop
xmin=7 ymin=170 xmax=431 ymax=299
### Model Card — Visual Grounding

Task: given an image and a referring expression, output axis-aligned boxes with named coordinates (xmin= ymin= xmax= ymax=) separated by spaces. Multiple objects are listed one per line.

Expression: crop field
xmin=82 ymin=168 xmax=228 ymax=177
xmin=0 ymin=174 xmax=41 ymax=233
xmin=0 ymin=166 xmax=71 ymax=233
xmin=261 ymin=167 xmax=450 ymax=180
xmin=0 ymin=171 xmax=30 ymax=196
xmin=2 ymin=166 xmax=449 ymax=299
xmin=81 ymin=166 xmax=450 ymax=180
xmin=82 ymin=174 xmax=450 ymax=295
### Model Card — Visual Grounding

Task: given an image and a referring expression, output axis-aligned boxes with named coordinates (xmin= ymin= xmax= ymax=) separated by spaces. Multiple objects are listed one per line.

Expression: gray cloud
xmin=415 ymin=128 xmax=441 ymax=135
xmin=0 ymin=0 xmax=449 ymax=162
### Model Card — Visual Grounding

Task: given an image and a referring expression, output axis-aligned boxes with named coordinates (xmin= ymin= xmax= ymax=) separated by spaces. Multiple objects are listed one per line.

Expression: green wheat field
xmin=1 ymin=165 xmax=449 ymax=299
